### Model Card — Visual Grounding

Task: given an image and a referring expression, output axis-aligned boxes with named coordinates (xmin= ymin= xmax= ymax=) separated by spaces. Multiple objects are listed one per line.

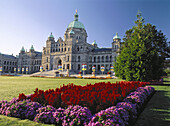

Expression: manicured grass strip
xmin=0 ymin=115 xmax=52 ymax=126
xmin=163 ymin=77 xmax=170 ymax=84
xmin=134 ymin=85 xmax=170 ymax=126
xmin=0 ymin=76 xmax=123 ymax=101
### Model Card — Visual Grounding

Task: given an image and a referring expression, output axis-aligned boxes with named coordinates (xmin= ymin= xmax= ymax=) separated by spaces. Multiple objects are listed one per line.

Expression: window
xmin=67 ymin=64 xmax=70 ymax=69
xmin=78 ymin=56 xmax=80 ymax=62
xmin=46 ymin=57 xmax=48 ymax=62
xmin=102 ymin=56 xmax=104 ymax=62
xmin=77 ymin=47 xmax=79 ymax=51
xmin=78 ymin=64 xmax=80 ymax=70
xmin=106 ymin=56 xmax=109 ymax=62
xmin=65 ymin=48 xmax=66 ymax=51
xmin=94 ymin=57 xmax=96 ymax=62
xmin=62 ymin=48 xmax=63 ymax=52
xmin=110 ymin=56 xmax=112 ymax=62
xmin=67 ymin=56 xmax=69 ymax=61
xmin=68 ymin=48 xmax=70 ymax=51
xmin=97 ymin=56 xmax=100 ymax=62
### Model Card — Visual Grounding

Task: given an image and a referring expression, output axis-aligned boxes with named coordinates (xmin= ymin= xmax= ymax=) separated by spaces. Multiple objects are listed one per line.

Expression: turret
xmin=112 ymin=32 xmax=121 ymax=52
xmin=92 ymin=40 xmax=98 ymax=48
xmin=20 ymin=46 xmax=25 ymax=53
xmin=29 ymin=45 xmax=35 ymax=52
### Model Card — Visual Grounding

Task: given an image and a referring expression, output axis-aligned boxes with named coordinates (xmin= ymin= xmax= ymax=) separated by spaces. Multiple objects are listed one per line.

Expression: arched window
xmin=65 ymin=48 xmax=66 ymax=51
xmin=110 ymin=56 xmax=112 ymax=62
xmin=67 ymin=56 xmax=69 ymax=61
xmin=78 ymin=64 xmax=80 ymax=70
xmin=61 ymin=48 xmax=63 ymax=52
xmin=102 ymin=56 xmax=104 ymax=62
xmin=78 ymin=56 xmax=80 ymax=62
xmin=94 ymin=57 xmax=96 ymax=62
xmin=106 ymin=56 xmax=108 ymax=62
xmin=97 ymin=56 xmax=100 ymax=62
xmin=67 ymin=64 xmax=70 ymax=69
xmin=59 ymin=48 xmax=60 ymax=52
xmin=56 ymin=49 xmax=58 ymax=52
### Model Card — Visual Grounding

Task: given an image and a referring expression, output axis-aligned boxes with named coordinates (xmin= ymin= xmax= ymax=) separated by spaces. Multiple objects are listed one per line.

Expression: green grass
xmin=0 ymin=76 xmax=170 ymax=125
xmin=0 ymin=76 xmax=124 ymax=126
xmin=0 ymin=76 xmax=123 ymax=101
xmin=134 ymin=85 xmax=170 ymax=126
xmin=163 ymin=76 xmax=170 ymax=84
xmin=0 ymin=115 xmax=53 ymax=126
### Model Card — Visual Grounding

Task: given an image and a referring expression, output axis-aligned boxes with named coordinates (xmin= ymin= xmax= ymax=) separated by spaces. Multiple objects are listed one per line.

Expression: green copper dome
xmin=68 ymin=10 xmax=85 ymax=29
xmin=92 ymin=40 xmax=97 ymax=45
xmin=21 ymin=46 xmax=25 ymax=52
xmin=113 ymin=32 xmax=121 ymax=40
xmin=49 ymin=32 xmax=54 ymax=38
xmin=30 ymin=45 xmax=34 ymax=51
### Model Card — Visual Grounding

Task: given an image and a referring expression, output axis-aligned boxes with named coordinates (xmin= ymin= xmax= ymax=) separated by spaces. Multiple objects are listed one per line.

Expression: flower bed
xmin=0 ymin=81 xmax=155 ymax=126
xmin=19 ymin=81 xmax=147 ymax=114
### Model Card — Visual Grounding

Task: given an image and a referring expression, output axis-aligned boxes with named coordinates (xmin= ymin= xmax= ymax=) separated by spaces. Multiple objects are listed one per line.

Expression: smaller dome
xmin=113 ymin=32 xmax=121 ymax=40
xmin=21 ymin=46 xmax=25 ymax=52
xmin=49 ymin=32 xmax=54 ymax=38
xmin=92 ymin=40 xmax=97 ymax=45
xmin=30 ymin=45 xmax=34 ymax=51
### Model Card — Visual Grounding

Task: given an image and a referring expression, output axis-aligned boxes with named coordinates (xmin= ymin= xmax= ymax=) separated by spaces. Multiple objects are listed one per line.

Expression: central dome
xmin=67 ymin=10 xmax=85 ymax=29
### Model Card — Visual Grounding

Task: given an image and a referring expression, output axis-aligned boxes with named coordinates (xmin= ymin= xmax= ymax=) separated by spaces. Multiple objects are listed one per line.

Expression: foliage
xmin=0 ymin=85 xmax=155 ymax=126
xmin=20 ymin=81 xmax=147 ymax=114
xmin=114 ymin=11 xmax=169 ymax=81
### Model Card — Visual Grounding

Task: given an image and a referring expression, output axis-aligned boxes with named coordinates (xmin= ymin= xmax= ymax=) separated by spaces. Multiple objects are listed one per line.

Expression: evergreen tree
xmin=114 ymin=11 xmax=169 ymax=81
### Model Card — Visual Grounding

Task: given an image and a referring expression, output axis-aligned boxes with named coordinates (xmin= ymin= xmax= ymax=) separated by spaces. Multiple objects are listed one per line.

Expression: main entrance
xmin=53 ymin=57 xmax=62 ymax=70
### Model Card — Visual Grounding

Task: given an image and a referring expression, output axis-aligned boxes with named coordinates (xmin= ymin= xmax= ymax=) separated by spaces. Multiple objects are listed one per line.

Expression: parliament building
xmin=0 ymin=11 xmax=121 ymax=74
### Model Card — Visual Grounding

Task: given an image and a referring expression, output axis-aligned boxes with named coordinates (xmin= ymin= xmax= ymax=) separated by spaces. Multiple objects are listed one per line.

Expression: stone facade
xmin=42 ymin=11 xmax=121 ymax=74
xmin=18 ymin=45 xmax=42 ymax=74
xmin=0 ymin=52 xmax=17 ymax=73
xmin=0 ymin=11 xmax=121 ymax=74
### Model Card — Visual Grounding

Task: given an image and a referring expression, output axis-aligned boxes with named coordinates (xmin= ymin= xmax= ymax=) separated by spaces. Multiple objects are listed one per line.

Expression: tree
xmin=114 ymin=11 xmax=169 ymax=81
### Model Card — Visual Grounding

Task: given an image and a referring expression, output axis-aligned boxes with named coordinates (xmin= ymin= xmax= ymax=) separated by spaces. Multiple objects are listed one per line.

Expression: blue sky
xmin=0 ymin=0 xmax=169 ymax=56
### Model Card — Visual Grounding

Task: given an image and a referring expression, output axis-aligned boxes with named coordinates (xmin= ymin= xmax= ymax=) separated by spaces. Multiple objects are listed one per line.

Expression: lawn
xmin=0 ymin=76 xmax=123 ymax=101
xmin=0 ymin=76 xmax=169 ymax=126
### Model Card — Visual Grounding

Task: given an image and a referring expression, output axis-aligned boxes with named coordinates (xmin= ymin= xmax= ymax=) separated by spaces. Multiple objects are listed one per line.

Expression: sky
xmin=0 ymin=0 xmax=169 ymax=56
